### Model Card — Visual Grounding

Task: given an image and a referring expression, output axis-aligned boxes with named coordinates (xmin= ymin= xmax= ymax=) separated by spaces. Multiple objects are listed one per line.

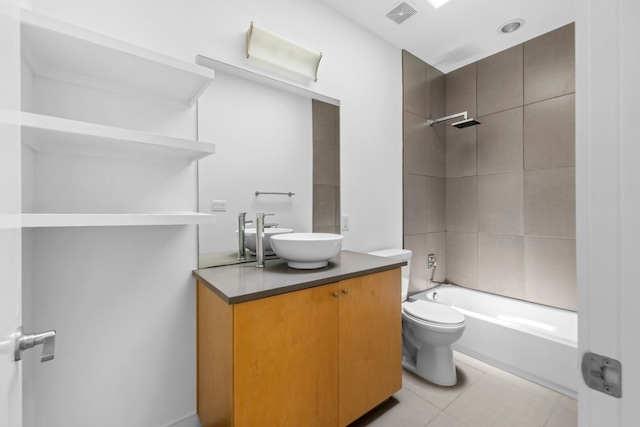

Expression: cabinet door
xmin=234 ymin=283 xmax=339 ymax=427
xmin=338 ymin=269 xmax=402 ymax=426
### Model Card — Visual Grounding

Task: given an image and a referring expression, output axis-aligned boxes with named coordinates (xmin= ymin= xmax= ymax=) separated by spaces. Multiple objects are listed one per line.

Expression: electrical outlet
xmin=341 ymin=214 xmax=350 ymax=231
xmin=211 ymin=200 xmax=227 ymax=212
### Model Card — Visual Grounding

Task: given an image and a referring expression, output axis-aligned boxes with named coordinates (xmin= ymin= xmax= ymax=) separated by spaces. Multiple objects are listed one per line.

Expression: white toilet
xmin=369 ymin=248 xmax=466 ymax=386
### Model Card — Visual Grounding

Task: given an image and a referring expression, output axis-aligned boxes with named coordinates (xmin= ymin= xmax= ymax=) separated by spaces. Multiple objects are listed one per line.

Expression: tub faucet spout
xmin=428 ymin=253 xmax=437 ymax=286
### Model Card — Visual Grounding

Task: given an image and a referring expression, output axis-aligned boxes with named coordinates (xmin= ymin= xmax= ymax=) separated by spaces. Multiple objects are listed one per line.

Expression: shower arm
xmin=426 ymin=111 xmax=468 ymax=126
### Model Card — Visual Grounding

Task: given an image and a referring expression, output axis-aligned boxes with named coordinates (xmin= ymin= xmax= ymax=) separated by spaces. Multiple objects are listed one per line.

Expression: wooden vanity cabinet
xmin=197 ymin=268 xmax=401 ymax=427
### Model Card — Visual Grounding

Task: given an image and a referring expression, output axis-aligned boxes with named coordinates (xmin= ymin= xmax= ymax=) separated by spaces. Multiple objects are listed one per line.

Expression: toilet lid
xmin=403 ymin=300 xmax=465 ymax=325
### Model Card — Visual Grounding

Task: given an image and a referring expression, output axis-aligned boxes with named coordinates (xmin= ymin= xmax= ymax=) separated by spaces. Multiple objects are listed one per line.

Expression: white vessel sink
xmin=240 ymin=227 xmax=294 ymax=255
xmin=270 ymin=233 xmax=343 ymax=269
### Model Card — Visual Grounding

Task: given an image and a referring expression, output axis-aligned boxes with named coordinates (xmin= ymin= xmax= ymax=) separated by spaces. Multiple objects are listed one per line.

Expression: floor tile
xmin=544 ymin=404 xmax=577 ymax=427
xmin=402 ymin=362 xmax=483 ymax=410
xmin=348 ymin=387 xmax=440 ymax=427
xmin=485 ymin=365 xmax=562 ymax=404
xmin=351 ymin=353 xmax=576 ymax=427
xmin=453 ymin=351 xmax=493 ymax=373
xmin=557 ymin=395 xmax=577 ymax=413
xmin=426 ymin=411 xmax=470 ymax=427
xmin=444 ymin=375 xmax=556 ymax=427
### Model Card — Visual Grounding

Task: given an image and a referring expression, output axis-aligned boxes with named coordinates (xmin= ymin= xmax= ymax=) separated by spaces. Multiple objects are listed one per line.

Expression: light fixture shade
xmin=246 ymin=22 xmax=322 ymax=82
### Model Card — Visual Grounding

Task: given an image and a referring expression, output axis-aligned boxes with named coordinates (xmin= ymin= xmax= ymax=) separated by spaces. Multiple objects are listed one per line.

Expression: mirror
xmin=196 ymin=58 xmax=340 ymax=268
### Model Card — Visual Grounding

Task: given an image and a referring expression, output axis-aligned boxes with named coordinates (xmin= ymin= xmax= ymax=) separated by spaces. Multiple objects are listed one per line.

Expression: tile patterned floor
xmin=349 ymin=352 xmax=577 ymax=427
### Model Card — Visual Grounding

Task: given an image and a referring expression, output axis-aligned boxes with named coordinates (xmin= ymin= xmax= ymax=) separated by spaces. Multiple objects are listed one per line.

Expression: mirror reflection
xmin=197 ymin=66 xmax=340 ymax=268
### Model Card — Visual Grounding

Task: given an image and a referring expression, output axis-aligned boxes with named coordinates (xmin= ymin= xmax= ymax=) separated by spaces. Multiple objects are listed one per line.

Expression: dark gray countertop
xmin=193 ymin=250 xmax=406 ymax=304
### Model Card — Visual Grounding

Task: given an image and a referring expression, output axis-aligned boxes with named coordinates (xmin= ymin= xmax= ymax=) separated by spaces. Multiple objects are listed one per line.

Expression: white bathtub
xmin=410 ymin=284 xmax=578 ymax=397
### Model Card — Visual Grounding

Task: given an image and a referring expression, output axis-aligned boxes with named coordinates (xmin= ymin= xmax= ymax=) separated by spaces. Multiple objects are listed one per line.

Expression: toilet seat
xmin=403 ymin=300 xmax=465 ymax=326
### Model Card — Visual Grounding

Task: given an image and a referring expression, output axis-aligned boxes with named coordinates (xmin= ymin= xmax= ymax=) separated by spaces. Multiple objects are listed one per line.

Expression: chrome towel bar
xmin=255 ymin=191 xmax=295 ymax=196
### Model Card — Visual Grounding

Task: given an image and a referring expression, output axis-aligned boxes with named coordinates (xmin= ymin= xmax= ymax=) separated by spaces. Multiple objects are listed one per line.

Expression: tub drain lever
xmin=582 ymin=352 xmax=622 ymax=398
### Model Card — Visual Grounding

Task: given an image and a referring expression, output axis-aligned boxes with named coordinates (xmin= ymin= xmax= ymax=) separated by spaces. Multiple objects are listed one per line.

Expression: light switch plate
xmin=341 ymin=214 xmax=350 ymax=231
xmin=211 ymin=200 xmax=227 ymax=212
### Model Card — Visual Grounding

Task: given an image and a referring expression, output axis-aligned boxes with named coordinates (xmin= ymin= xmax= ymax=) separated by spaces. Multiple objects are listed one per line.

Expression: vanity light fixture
xmin=246 ymin=22 xmax=323 ymax=82
xmin=499 ymin=19 xmax=525 ymax=34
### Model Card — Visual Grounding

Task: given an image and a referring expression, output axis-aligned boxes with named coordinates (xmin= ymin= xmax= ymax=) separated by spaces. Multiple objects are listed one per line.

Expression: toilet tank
xmin=368 ymin=248 xmax=412 ymax=301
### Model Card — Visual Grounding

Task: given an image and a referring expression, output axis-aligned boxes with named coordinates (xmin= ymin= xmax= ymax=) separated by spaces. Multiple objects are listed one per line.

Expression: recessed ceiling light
xmin=426 ymin=0 xmax=452 ymax=9
xmin=499 ymin=19 xmax=524 ymax=34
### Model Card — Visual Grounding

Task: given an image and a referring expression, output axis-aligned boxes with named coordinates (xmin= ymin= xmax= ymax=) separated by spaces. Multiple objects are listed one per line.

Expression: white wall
xmin=197 ymin=72 xmax=312 ymax=253
xmin=31 ymin=0 xmax=404 ymax=253
xmin=26 ymin=0 xmax=403 ymax=426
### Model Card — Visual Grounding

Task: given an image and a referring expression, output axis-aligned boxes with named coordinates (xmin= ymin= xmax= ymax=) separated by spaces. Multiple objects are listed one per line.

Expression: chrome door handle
xmin=14 ymin=326 xmax=56 ymax=363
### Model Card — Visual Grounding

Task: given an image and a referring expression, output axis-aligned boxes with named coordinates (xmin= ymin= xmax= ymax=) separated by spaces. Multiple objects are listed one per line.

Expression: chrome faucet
xmin=237 ymin=212 xmax=253 ymax=260
xmin=256 ymin=212 xmax=274 ymax=268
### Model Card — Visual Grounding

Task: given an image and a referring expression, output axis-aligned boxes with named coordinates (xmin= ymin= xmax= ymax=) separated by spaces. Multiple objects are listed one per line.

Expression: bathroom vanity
xmin=193 ymin=250 xmax=404 ymax=427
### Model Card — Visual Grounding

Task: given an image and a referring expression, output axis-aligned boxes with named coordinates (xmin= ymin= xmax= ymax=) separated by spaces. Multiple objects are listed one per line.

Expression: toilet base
xmin=402 ymin=342 xmax=458 ymax=386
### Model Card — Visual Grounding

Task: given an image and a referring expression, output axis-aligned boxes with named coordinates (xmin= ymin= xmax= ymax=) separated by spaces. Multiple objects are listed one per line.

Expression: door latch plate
xmin=582 ymin=351 xmax=622 ymax=398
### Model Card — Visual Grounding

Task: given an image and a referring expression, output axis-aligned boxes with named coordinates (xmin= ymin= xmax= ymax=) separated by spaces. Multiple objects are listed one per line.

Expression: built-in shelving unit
xmin=20 ymin=10 xmax=216 ymax=227
xmin=21 ymin=9 xmax=215 ymax=107
xmin=21 ymin=112 xmax=215 ymax=161
xmin=22 ymin=212 xmax=216 ymax=228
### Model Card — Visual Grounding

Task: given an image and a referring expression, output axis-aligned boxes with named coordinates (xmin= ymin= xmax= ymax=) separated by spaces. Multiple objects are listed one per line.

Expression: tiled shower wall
xmin=313 ymin=99 xmax=341 ymax=233
xmin=403 ymin=23 xmax=576 ymax=310
xmin=402 ymin=51 xmax=447 ymax=293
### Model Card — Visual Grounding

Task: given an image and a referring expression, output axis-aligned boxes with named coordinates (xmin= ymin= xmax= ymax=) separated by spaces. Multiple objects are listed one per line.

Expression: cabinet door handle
xmin=333 ymin=292 xmax=339 ymax=298
xmin=342 ymin=289 xmax=349 ymax=295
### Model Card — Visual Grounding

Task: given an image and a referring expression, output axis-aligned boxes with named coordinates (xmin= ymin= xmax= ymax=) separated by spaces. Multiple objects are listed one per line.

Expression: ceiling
xmin=317 ymin=0 xmax=575 ymax=73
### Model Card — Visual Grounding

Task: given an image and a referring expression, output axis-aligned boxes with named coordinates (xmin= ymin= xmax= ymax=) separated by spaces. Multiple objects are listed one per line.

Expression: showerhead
xmin=426 ymin=111 xmax=481 ymax=129
xmin=452 ymin=118 xmax=481 ymax=128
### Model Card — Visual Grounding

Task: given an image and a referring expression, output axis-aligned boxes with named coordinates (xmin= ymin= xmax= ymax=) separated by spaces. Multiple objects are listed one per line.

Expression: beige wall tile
xmin=477 ymin=107 xmax=523 ymax=175
xmin=446 ymin=125 xmax=477 ymax=178
xmin=446 ymin=232 xmax=477 ymax=288
xmin=446 ymin=176 xmax=477 ymax=232
xmin=313 ymin=184 xmax=337 ymax=228
xmin=477 ymin=172 xmax=523 ymax=235
xmin=427 ymin=177 xmax=445 ymax=232
xmin=477 ymin=234 xmax=525 ymax=299
xmin=404 ymin=111 xmax=428 ymax=176
xmin=446 ymin=63 xmax=477 ymax=117
xmin=313 ymin=141 xmax=339 ymax=186
xmin=524 ymin=168 xmax=576 ymax=238
xmin=426 ymin=232 xmax=446 ymax=284
xmin=428 ymin=64 xmax=446 ymax=119
xmin=524 ymin=94 xmax=575 ymax=170
xmin=427 ymin=123 xmax=446 ymax=178
xmin=524 ymin=23 xmax=575 ymax=104
xmin=525 ymin=236 xmax=577 ymax=311
xmin=312 ymin=99 xmax=337 ymax=144
xmin=313 ymin=225 xmax=340 ymax=234
xmin=403 ymin=50 xmax=428 ymax=117
xmin=404 ymin=233 xmax=446 ymax=293
xmin=404 ymin=233 xmax=429 ymax=293
xmin=404 ymin=173 xmax=427 ymax=234
xmin=477 ymin=44 xmax=524 ymax=116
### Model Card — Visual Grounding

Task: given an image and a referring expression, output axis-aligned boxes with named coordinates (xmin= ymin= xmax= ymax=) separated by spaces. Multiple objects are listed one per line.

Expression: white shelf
xmin=21 ymin=9 xmax=215 ymax=107
xmin=196 ymin=55 xmax=340 ymax=107
xmin=22 ymin=212 xmax=217 ymax=228
xmin=21 ymin=112 xmax=215 ymax=161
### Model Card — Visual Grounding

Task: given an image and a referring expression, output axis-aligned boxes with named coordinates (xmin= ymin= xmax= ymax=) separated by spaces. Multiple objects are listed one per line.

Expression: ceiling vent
xmin=385 ymin=2 xmax=418 ymax=25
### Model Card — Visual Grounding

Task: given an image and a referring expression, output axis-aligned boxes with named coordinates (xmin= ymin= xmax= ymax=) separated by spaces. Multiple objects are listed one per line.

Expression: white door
xmin=576 ymin=0 xmax=640 ymax=425
xmin=0 ymin=0 xmax=22 ymax=426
